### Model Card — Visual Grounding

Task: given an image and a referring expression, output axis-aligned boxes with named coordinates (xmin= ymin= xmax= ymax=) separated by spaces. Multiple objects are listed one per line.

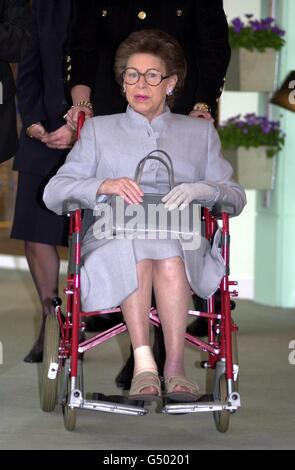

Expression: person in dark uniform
xmin=11 ymin=0 xmax=75 ymax=363
xmin=0 ymin=0 xmax=30 ymax=165
xmin=67 ymin=0 xmax=230 ymax=122
xmin=65 ymin=0 xmax=231 ymax=388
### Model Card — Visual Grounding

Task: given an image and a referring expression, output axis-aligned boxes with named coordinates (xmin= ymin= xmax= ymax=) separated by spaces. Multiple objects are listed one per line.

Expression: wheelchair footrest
xmin=68 ymin=389 xmax=148 ymax=416
xmin=162 ymin=392 xmax=241 ymax=414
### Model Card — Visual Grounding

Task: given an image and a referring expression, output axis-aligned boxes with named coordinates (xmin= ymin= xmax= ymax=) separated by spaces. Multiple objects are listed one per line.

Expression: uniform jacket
xmin=0 ymin=0 xmax=30 ymax=163
xmin=44 ymin=107 xmax=246 ymax=311
xmin=13 ymin=0 xmax=72 ymax=176
xmin=69 ymin=0 xmax=231 ymax=116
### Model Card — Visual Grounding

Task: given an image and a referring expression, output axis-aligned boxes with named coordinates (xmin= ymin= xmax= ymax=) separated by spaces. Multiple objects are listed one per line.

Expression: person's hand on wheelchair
xmin=64 ymin=105 xmax=93 ymax=130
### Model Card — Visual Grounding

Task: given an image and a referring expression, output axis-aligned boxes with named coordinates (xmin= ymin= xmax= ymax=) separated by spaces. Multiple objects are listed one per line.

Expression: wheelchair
xmin=38 ymin=199 xmax=240 ymax=433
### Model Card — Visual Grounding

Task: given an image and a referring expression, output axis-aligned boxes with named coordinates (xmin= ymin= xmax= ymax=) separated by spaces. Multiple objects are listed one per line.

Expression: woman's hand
xmin=65 ymin=105 xmax=93 ymax=130
xmin=26 ymin=123 xmax=49 ymax=141
xmin=162 ymin=182 xmax=217 ymax=210
xmin=41 ymin=124 xmax=77 ymax=149
xmin=98 ymin=178 xmax=144 ymax=204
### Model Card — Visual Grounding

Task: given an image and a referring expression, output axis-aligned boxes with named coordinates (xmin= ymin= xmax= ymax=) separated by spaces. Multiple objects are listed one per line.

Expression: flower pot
xmin=225 ymin=48 xmax=278 ymax=92
xmin=223 ymin=146 xmax=275 ymax=190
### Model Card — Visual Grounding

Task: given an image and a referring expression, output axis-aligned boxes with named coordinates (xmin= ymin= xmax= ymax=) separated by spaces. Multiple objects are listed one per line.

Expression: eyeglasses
xmin=122 ymin=67 xmax=170 ymax=86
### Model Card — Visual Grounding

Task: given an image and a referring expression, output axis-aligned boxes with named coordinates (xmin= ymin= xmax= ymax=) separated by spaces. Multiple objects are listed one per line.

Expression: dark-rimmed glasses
xmin=122 ymin=67 xmax=170 ymax=86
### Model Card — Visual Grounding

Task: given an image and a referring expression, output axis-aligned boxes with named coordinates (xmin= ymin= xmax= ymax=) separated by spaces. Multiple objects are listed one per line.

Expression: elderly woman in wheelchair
xmin=44 ymin=29 xmax=246 ymax=403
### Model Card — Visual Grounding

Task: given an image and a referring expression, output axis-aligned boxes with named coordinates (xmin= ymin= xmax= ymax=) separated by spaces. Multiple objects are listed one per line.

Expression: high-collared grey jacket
xmin=44 ymin=106 xmax=246 ymax=311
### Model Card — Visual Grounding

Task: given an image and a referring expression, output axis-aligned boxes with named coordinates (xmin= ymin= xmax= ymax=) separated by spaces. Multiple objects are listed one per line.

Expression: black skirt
xmin=11 ymin=172 xmax=69 ymax=246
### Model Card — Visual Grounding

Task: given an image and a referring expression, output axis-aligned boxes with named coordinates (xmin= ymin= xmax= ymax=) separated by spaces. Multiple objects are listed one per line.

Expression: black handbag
xmin=108 ymin=150 xmax=201 ymax=247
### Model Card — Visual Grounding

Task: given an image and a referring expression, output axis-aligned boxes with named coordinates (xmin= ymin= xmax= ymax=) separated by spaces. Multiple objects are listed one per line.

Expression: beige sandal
xmin=128 ymin=371 xmax=162 ymax=402
xmin=164 ymin=376 xmax=200 ymax=402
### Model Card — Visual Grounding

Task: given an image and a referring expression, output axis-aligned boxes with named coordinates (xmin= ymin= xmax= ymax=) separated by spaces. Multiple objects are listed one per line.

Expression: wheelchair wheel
xmin=61 ymin=359 xmax=84 ymax=431
xmin=62 ymin=374 xmax=77 ymax=431
xmin=63 ymin=399 xmax=77 ymax=431
xmin=205 ymin=328 xmax=239 ymax=395
xmin=232 ymin=330 xmax=239 ymax=393
xmin=39 ymin=314 xmax=60 ymax=412
xmin=213 ymin=374 xmax=230 ymax=433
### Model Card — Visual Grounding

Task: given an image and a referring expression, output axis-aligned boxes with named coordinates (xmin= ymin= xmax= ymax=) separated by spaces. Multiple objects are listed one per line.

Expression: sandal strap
xmin=130 ymin=371 xmax=161 ymax=395
xmin=164 ymin=375 xmax=200 ymax=394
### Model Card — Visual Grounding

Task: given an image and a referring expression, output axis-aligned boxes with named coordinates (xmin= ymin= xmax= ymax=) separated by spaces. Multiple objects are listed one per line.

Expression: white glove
xmin=162 ymin=182 xmax=217 ymax=211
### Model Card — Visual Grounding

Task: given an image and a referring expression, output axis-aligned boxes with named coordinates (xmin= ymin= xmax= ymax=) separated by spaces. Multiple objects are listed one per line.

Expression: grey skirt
xmin=133 ymin=239 xmax=184 ymax=263
xmin=80 ymin=236 xmax=185 ymax=312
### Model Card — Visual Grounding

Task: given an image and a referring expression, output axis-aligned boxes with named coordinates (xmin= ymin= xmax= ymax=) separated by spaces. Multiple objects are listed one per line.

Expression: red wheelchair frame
xmin=39 ymin=114 xmax=241 ymax=432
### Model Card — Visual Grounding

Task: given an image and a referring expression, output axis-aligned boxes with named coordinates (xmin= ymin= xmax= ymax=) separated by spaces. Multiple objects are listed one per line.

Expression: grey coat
xmin=44 ymin=106 xmax=246 ymax=311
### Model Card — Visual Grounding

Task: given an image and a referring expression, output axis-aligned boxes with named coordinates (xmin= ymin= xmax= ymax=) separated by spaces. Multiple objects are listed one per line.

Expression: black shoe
xmin=186 ymin=317 xmax=208 ymax=337
xmin=85 ymin=313 xmax=123 ymax=332
xmin=152 ymin=325 xmax=165 ymax=377
xmin=24 ymin=343 xmax=43 ymax=363
xmin=115 ymin=351 xmax=134 ymax=390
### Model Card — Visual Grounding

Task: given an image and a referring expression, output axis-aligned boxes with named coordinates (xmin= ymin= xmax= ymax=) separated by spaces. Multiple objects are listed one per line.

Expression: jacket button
xmin=176 ymin=10 xmax=183 ymax=16
xmin=138 ymin=11 xmax=146 ymax=20
xmin=101 ymin=10 xmax=108 ymax=17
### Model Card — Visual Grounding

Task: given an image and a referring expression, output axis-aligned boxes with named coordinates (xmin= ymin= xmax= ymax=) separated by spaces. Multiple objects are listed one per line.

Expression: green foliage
xmin=218 ymin=114 xmax=285 ymax=158
xmin=229 ymin=15 xmax=285 ymax=52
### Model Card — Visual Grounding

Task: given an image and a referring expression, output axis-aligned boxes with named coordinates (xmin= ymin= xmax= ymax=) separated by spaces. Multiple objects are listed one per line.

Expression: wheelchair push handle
xmin=62 ymin=112 xmax=85 ymax=214
xmin=77 ymin=111 xmax=86 ymax=139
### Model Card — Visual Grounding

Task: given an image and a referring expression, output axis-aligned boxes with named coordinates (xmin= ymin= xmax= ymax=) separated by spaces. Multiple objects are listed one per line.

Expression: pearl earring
xmin=167 ymin=88 xmax=173 ymax=96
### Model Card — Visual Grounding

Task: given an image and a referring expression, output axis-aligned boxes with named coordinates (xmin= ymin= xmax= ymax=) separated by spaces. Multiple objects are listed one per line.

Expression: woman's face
xmin=123 ymin=53 xmax=177 ymax=121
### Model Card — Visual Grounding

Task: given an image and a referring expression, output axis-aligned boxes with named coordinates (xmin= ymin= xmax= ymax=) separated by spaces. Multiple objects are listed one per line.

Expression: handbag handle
xmin=135 ymin=150 xmax=175 ymax=189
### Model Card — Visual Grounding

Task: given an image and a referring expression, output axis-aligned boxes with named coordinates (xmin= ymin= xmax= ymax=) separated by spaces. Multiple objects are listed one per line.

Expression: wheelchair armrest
xmin=62 ymin=199 xmax=82 ymax=214
xmin=211 ymin=202 xmax=236 ymax=217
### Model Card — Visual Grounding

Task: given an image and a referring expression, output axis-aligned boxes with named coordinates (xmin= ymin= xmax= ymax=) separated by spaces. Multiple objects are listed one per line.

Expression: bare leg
xmin=24 ymin=241 xmax=60 ymax=362
xmin=152 ymin=257 xmax=191 ymax=392
xmin=121 ymin=259 xmax=157 ymax=394
xmin=121 ymin=260 xmax=152 ymax=350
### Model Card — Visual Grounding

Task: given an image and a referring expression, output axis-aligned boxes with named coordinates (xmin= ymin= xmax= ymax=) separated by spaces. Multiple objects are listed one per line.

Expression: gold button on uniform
xmin=101 ymin=9 xmax=108 ymax=17
xmin=176 ymin=9 xmax=183 ymax=17
xmin=138 ymin=11 xmax=146 ymax=20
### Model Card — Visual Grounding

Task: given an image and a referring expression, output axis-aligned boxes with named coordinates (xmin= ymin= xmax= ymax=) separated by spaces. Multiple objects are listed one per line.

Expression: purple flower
xmin=235 ymin=121 xmax=245 ymax=129
xmin=270 ymin=121 xmax=280 ymax=130
xmin=271 ymin=26 xmax=285 ymax=36
xmin=224 ymin=114 xmax=283 ymax=135
xmin=228 ymin=114 xmax=241 ymax=123
xmin=262 ymin=17 xmax=275 ymax=26
xmin=219 ymin=113 xmax=285 ymax=154
xmin=232 ymin=17 xmax=245 ymax=33
xmin=250 ymin=20 xmax=263 ymax=31
xmin=231 ymin=15 xmax=285 ymax=41
xmin=244 ymin=113 xmax=257 ymax=125
xmin=261 ymin=124 xmax=271 ymax=134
